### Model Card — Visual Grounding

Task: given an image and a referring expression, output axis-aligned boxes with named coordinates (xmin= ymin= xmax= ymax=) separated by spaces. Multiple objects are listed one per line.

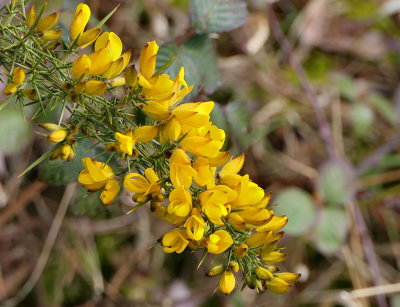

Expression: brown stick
xmin=0 ymin=181 xmax=47 ymax=228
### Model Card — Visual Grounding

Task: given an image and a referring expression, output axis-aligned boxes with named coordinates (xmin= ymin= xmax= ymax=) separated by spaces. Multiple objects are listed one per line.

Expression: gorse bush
xmin=0 ymin=0 xmax=299 ymax=295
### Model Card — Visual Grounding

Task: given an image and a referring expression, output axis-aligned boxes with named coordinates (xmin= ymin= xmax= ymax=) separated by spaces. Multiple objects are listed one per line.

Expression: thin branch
xmin=3 ymin=183 xmax=77 ymax=307
xmin=267 ymin=5 xmax=337 ymax=160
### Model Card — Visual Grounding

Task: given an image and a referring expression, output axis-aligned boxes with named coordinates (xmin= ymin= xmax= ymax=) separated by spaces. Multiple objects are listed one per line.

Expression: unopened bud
xmin=3 ymin=83 xmax=17 ymax=95
xmin=125 ymin=65 xmax=138 ymax=88
xmin=205 ymin=265 xmax=225 ymax=277
xmin=39 ymin=123 xmax=61 ymax=132
xmin=255 ymin=267 xmax=273 ymax=281
xmin=229 ymin=261 xmax=239 ymax=273
xmin=47 ymin=129 xmax=68 ymax=143
xmin=12 ymin=67 xmax=25 ymax=85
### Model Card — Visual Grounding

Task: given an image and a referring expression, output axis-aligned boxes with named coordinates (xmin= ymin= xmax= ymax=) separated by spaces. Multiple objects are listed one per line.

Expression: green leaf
xmin=331 ymin=74 xmax=357 ymax=101
xmin=0 ymin=108 xmax=31 ymax=154
xmin=39 ymin=139 xmax=94 ymax=185
xmin=350 ymin=103 xmax=374 ymax=137
xmin=273 ymin=188 xmax=315 ymax=236
xmin=317 ymin=160 xmax=355 ymax=206
xmin=315 ymin=207 xmax=348 ymax=254
xmin=210 ymin=103 xmax=230 ymax=136
xmin=189 ymin=0 xmax=248 ymax=34
xmin=367 ymin=93 xmax=397 ymax=125
xmin=225 ymin=101 xmax=249 ymax=150
xmin=73 ymin=187 xmax=102 ymax=215
xmin=156 ymin=34 xmax=220 ymax=99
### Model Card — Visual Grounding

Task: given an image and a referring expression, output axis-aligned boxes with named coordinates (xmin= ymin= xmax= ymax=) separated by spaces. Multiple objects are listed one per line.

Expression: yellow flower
xmin=235 ymin=207 xmax=272 ymax=227
xmin=103 ymin=50 xmax=132 ymax=79
xmin=95 ymin=32 xmax=122 ymax=61
xmin=207 ymin=230 xmax=233 ymax=254
xmin=199 ymin=185 xmax=236 ymax=226
xmin=37 ymin=12 xmax=59 ymax=33
xmin=218 ymin=271 xmax=235 ymax=295
xmin=218 ymin=154 xmax=244 ymax=187
xmin=265 ymin=277 xmax=291 ymax=294
xmin=70 ymin=3 xmax=91 ymax=40
xmin=83 ymin=80 xmax=107 ymax=95
xmin=184 ymin=208 xmax=205 ymax=240
xmin=234 ymin=243 xmax=248 ymax=258
xmin=274 ymin=273 xmax=301 ymax=283
xmin=47 ymin=129 xmax=69 ymax=143
xmin=72 ymin=54 xmax=92 ymax=79
xmin=139 ymin=40 xmax=158 ymax=80
xmin=162 ymin=229 xmax=189 ymax=254
xmin=170 ymin=149 xmax=196 ymax=188
xmin=256 ymin=215 xmax=288 ymax=232
xmin=125 ymin=65 xmax=138 ymax=88
xmin=231 ymin=175 xmax=265 ymax=208
xmin=246 ymin=231 xmax=276 ymax=248
xmin=12 ymin=67 xmax=25 ymax=85
xmin=100 ymin=179 xmax=120 ymax=205
xmin=141 ymin=74 xmax=175 ymax=102
xmin=262 ymin=251 xmax=287 ymax=265
xmin=167 ymin=186 xmax=192 ymax=217
xmin=193 ymin=157 xmax=216 ymax=187
xmin=78 ymin=158 xmax=115 ymax=191
xmin=124 ymin=168 xmax=161 ymax=200
xmin=151 ymin=201 xmax=186 ymax=226
xmin=60 ymin=144 xmax=74 ymax=161
xmin=115 ymin=130 xmax=135 ymax=156
xmin=3 ymin=83 xmax=17 ymax=95
xmin=88 ymin=47 xmax=113 ymax=76
xmin=205 ymin=264 xmax=225 ymax=277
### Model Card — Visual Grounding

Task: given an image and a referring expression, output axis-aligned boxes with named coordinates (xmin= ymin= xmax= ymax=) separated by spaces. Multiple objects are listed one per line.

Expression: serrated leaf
xmin=315 ymin=207 xmax=348 ymax=254
xmin=156 ymin=34 xmax=220 ymax=99
xmin=0 ymin=108 xmax=31 ymax=154
xmin=317 ymin=160 xmax=355 ymax=206
xmin=273 ymin=188 xmax=315 ymax=236
xmin=39 ymin=139 xmax=94 ymax=185
xmin=189 ymin=0 xmax=248 ymax=34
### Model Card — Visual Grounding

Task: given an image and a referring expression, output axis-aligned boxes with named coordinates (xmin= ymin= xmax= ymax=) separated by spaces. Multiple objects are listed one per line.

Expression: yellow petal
xmin=37 ymin=12 xmax=59 ymax=32
xmin=76 ymin=27 xmax=102 ymax=48
xmin=142 ymin=101 xmax=171 ymax=120
xmin=219 ymin=154 xmax=245 ymax=178
xmin=84 ymin=80 xmax=107 ymax=95
xmin=100 ymin=179 xmax=120 ymax=205
xmin=265 ymin=278 xmax=291 ymax=294
xmin=88 ymin=47 xmax=113 ymax=76
xmin=42 ymin=30 xmax=62 ymax=41
xmin=3 ymin=83 xmax=17 ymax=95
xmin=125 ymin=65 xmax=138 ymax=88
xmin=134 ymin=126 xmax=159 ymax=142
xmin=95 ymin=32 xmax=122 ymax=61
xmin=72 ymin=54 xmax=92 ymax=79
xmin=70 ymin=4 xmax=91 ymax=40
xmin=139 ymin=40 xmax=158 ymax=79
xmin=26 ymin=5 xmax=36 ymax=27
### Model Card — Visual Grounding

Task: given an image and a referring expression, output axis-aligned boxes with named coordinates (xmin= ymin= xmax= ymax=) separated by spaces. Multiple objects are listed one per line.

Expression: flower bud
xmin=3 ymin=83 xmax=17 ymax=95
xmin=109 ymin=76 xmax=125 ymax=87
xmin=42 ymin=30 xmax=62 ymax=42
xmin=60 ymin=144 xmax=72 ymax=160
xmin=205 ymin=265 xmax=225 ymax=277
xmin=12 ymin=67 xmax=25 ymax=85
xmin=37 ymin=12 xmax=59 ymax=32
xmin=275 ymin=273 xmax=301 ymax=283
xmin=26 ymin=5 xmax=36 ymax=27
xmin=125 ymin=65 xmax=138 ymax=88
xmin=218 ymin=271 xmax=235 ymax=295
xmin=229 ymin=261 xmax=239 ymax=273
xmin=265 ymin=277 xmax=291 ymax=294
xmin=132 ymin=194 xmax=148 ymax=203
xmin=234 ymin=243 xmax=248 ymax=258
xmin=39 ymin=123 xmax=61 ymax=131
xmin=50 ymin=146 xmax=62 ymax=160
xmin=47 ymin=129 xmax=68 ymax=143
xmin=23 ymin=89 xmax=38 ymax=100
xmin=255 ymin=267 xmax=273 ymax=281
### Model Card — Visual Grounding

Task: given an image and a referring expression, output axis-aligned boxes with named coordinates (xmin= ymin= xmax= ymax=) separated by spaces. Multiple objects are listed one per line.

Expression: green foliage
xmin=315 ymin=207 xmax=348 ymax=254
xmin=274 ymin=188 xmax=315 ymax=236
xmin=156 ymin=34 xmax=220 ymax=99
xmin=225 ymin=101 xmax=250 ymax=151
xmin=39 ymin=139 xmax=94 ymax=185
xmin=189 ymin=0 xmax=247 ymax=34
xmin=0 ymin=107 xmax=32 ymax=154
xmin=73 ymin=187 xmax=102 ymax=215
xmin=317 ymin=161 xmax=354 ymax=206
xmin=350 ymin=103 xmax=374 ymax=137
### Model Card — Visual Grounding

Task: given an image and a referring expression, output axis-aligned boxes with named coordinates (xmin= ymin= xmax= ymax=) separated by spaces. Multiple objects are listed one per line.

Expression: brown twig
xmin=0 ymin=181 xmax=47 ymax=228
xmin=3 ymin=183 xmax=77 ymax=307
xmin=267 ymin=5 xmax=388 ymax=307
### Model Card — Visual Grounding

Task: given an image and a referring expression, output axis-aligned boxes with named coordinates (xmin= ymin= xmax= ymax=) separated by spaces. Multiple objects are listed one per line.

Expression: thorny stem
xmin=267 ymin=5 xmax=388 ymax=307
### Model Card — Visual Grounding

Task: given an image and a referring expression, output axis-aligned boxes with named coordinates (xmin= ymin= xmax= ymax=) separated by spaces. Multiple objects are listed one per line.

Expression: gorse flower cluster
xmin=0 ymin=1 xmax=299 ymax=295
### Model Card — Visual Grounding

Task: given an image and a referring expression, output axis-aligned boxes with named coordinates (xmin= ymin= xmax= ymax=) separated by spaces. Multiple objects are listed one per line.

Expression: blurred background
xmin=1 ymin=0 xmax=400 ymax=306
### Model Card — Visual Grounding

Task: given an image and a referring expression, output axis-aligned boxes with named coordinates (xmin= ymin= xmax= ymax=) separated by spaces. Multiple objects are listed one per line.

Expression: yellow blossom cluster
xmin=0 ymin=1 xmax=299 ymax=296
